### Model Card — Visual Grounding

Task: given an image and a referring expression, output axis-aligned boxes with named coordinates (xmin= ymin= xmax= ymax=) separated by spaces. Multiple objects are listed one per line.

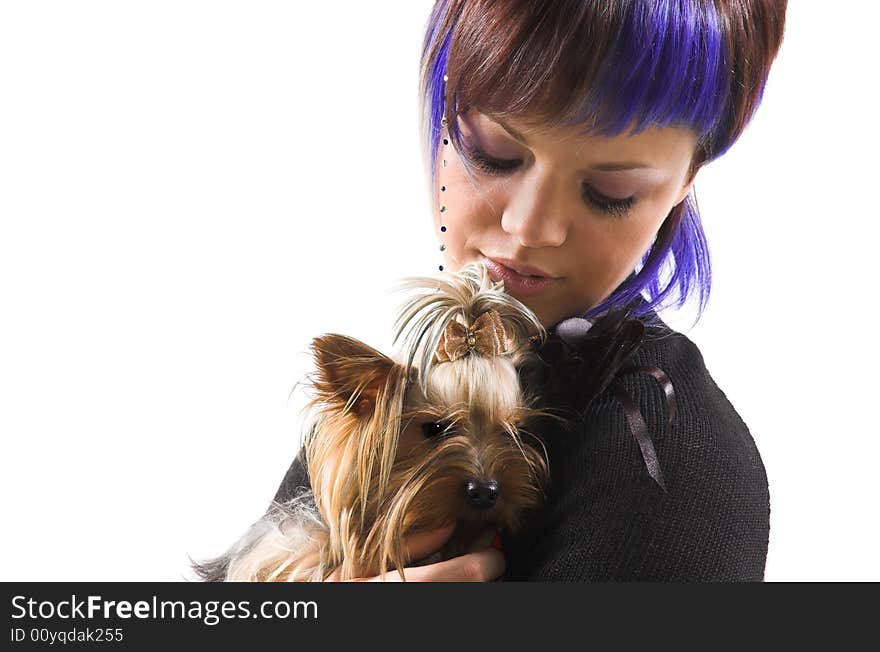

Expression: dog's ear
xmin=309 ymin=334 xmax=400 ymax=417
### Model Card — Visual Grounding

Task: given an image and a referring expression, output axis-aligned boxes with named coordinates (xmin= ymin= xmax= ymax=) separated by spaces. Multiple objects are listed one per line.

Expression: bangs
xmin=435 ymin=1 xmax=729 ymax=163
xmin=464 ymin=0 xmax=728 ymax=136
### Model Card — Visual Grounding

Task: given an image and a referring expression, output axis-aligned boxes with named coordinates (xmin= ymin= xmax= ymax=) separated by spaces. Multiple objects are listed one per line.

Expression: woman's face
xmin=435 ymin=108 xmax=699 ymax=328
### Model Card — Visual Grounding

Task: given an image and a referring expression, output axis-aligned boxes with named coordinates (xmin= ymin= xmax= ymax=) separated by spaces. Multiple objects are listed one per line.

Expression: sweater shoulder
xmin=623 ymin=326 xmax=767 ymax=483
xmin=503 ymin=324 xmax=771 ymax=581
xmin=271 ymin=445 xmax=310 ymax=506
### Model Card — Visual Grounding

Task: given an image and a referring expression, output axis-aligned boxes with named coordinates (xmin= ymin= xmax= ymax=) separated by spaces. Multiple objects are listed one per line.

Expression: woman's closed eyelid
xmin=457 ymin=124 xmax=517 ymax=157
xmin=459 ymin=142 xmax=518 ymax=175
xmin=456 ymin=139 xmax=637 ymax=218
xmin=460 ymin=137 xmax=614 ymax=186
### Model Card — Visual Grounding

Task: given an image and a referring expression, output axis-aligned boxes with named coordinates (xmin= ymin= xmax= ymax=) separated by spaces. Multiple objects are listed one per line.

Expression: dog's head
xmin=302 ymin=262 xmax=563 ymax=579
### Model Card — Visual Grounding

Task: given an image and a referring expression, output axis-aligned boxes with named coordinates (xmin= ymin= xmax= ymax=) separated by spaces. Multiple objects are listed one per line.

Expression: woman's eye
xmin=581 ymin=185 xmax=636 ymax=218
xmin=460 ymin=142 xmax=636 ymax=219
xmin=421 ymin=421 xmax=450 ymax=439
xmin=462 ymin=142 xmax=521 ymax=174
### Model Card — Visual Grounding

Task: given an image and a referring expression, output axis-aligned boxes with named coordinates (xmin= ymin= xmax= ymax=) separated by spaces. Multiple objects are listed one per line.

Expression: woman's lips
xmin=482 ymin=256 xmax=556 ymax=297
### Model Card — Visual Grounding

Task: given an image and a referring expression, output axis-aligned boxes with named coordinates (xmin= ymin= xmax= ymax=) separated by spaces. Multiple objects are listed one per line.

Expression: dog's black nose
xmin=465 ymin=479 xmax=499 ymax=510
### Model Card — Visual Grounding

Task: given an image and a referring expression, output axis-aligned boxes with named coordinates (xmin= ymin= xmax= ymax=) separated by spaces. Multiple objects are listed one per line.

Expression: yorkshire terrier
xmin=190 ymin=261 xmax=563 ymax=581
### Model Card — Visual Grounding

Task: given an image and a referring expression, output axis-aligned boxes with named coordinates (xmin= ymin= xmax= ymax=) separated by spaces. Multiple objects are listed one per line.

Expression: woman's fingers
xmin=365 ymin=548 xmax=505 ymax=582
xmin=324 ymin=523 xmax=458 ymax=582
xmin=324 ymin=524 xmax=507 ymax=582
xmin=402 ymin=522 xmax=457 ymax=562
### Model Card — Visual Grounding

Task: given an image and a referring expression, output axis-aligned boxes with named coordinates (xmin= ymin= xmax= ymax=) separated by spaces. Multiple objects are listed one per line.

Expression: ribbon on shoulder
xmin=527 ymin=307 xmax=676 ymax=492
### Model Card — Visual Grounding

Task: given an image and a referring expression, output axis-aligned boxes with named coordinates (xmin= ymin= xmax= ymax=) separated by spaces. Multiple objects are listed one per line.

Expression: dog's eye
xmin=421 ymin=421 xmax=449 ymax=439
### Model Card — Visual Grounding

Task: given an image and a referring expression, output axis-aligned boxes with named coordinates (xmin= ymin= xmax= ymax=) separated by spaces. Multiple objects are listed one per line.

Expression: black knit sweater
xmin=271 ymin=300 xmax=770 ymax=582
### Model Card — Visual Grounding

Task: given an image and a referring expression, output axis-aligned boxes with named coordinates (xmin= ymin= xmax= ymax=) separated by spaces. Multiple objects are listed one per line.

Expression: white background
xmin=1 ymin=1 xmax=876 ymax=581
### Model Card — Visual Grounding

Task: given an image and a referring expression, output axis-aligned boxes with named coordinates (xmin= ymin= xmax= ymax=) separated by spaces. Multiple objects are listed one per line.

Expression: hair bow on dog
xmin=434 ymin=309 xmax=513 ymax=362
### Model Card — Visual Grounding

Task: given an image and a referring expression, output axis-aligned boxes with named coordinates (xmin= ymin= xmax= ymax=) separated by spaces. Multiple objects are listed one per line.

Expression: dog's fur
xmin=190 ymin=261 xmax=563 ymax=581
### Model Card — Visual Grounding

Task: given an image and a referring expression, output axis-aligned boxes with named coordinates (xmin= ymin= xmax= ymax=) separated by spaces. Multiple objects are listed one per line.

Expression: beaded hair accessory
xmin=437 ymin=75 xmax=449 ymax=271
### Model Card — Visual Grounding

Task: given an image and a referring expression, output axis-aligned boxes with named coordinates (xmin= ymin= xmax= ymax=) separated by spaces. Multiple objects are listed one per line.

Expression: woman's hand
xmin=324 ymin=524 xmax=505 ymax=582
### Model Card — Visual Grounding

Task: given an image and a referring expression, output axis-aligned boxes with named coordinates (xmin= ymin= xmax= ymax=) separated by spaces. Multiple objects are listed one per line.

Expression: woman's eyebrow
xmin=492 ymin=117 xmax=655 ymax=171
xmin=591 ymin=161 xmax=655 ymax=171
xmin=495 ymin=117 xmax=530 ymax=145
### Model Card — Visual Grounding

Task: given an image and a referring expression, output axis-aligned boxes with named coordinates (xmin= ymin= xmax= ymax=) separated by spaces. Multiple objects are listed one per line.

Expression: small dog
xmin=191 ymin=261 xmax=563 ymax=581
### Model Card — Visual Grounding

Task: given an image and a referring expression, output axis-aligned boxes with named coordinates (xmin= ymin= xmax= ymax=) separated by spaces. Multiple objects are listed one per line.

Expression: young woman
xmin=272 ymin=0 xmax=788 ymax=581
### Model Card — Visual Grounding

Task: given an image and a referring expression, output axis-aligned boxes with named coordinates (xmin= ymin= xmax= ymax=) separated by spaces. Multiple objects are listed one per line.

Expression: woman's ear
xmin=674 ymin=170 xmax=698 ymax=206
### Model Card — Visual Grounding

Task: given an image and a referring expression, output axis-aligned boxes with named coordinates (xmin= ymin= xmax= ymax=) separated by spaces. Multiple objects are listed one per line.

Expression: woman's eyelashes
xmin=461 ymin=140 xmax=636 ymax=218
xmin=580 ymin=183 xmax=636 ymax=218
xmin=464 ymin=142 xmax=521 ymax=174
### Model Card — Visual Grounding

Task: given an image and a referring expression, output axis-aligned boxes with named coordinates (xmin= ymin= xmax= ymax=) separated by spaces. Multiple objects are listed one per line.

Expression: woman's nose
xmin=500 ymin=178 xmax=570 ymax=248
